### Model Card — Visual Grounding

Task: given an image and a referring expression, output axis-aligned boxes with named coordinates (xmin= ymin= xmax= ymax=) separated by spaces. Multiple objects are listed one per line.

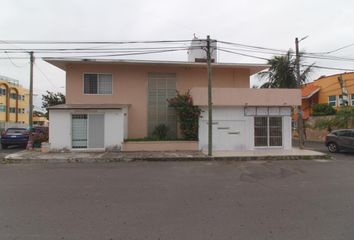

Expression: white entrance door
xmin=72 ymin=114 xmax=105 ymax=149
xmin=72 ymin=114 xmax=88 ymax=148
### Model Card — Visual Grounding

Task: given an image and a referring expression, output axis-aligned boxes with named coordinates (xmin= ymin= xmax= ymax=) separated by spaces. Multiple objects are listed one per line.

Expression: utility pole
xmin=29 ymin=51 xmax=34 ymax=130
xmin=337 ymin=74 xmax=348 ymax=106
xmin=295 ymin=37 xmax=304 ymax=149
xmin=206 ymin=35 xmax=213 ymax=156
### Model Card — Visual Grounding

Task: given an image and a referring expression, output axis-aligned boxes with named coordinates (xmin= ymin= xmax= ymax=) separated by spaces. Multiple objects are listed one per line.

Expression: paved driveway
xmin=1 ymin=159 xmax=354 ymax=240
xmin=0 ymin=144 xmax=25 ymax=159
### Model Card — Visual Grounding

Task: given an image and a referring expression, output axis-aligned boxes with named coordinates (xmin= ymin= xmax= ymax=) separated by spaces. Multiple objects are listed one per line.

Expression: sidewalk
xmin=2 ymin=148 xmax=328 ymax=164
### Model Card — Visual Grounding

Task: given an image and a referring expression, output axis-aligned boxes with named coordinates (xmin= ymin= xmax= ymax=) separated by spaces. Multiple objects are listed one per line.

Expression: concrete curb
xmin=1 ymin=154 xmax=330 ymax=164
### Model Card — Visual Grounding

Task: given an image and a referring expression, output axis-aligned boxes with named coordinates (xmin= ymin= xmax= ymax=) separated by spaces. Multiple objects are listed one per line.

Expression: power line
xmin=0 ymin=40 xmax=192 ymax=45
xmin=0 ymin=46 xmax=192 ymax=52
xmin=218 ymin=48 xmax=270 ymax=61
xmin=309 ymin=43 xmax=354 ymax=55
xmin=302 ymin=64 xmax=354 ymax=71
xmin=4 ymin=51 xmax=28 ymax=68
xmin=34 ymin=62 xmax=59 ymax=90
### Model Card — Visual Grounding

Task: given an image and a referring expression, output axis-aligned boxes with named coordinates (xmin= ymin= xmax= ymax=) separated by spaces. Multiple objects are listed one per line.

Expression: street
xmin=1 ymin=152 xmax=354 ymax=239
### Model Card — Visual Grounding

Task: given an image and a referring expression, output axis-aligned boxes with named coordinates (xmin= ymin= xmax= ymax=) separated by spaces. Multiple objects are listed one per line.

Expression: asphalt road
xmin=1 ymin=158 xmax=354 ymax=240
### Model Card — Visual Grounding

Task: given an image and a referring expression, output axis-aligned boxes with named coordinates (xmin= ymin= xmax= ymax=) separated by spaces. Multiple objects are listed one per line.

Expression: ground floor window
xmin=254 ymin=117 xmax=282 ymax=147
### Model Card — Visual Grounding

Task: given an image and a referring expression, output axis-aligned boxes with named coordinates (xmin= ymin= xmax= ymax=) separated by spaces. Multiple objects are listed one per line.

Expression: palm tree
xmin=258 ymin=50 xmax=313 ymax=88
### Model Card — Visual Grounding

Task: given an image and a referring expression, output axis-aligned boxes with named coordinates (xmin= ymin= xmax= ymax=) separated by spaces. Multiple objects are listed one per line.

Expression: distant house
xmin=45 ymin=39 xmax=300 ymax=151
xmin=0 ymin=75 xmax=29 ymax=125
xmin=301 ymin=72 xmax=354 ymax=118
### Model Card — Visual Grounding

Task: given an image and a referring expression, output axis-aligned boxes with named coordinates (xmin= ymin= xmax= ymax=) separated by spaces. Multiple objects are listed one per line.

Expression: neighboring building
xmin=45 ymin=39 xmax=300 ymax=151
xmin=33 ymin=111 xmax=49 ymax=126
xmin=0 ymin=75 xmax=30 ymax=125
xmin=301 ymin=72 xmax=354 ymax=118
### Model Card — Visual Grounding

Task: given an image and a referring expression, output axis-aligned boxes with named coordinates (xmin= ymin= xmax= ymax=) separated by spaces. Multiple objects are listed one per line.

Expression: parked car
xmin=325 ymin=129 xmax=354 ymax=153
xmin=1 ymin=128 xmax=29 ymax=149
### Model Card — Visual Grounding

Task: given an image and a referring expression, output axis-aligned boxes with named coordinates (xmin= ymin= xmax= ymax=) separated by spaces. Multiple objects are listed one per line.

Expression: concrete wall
xmin=199 ymin=106 xmax=293 ymax=151
xmin=65 ymin=63 xmax=251 ymax=138
xmin=49 ymin=109 xmax=125 ymax=150
xmin=49 ymin=111 xmax=71 ymax=149
xmin=199 ymin=107 xmax=254 ymax=151
xmin=122 ymin=141 xmax=198 ymax=151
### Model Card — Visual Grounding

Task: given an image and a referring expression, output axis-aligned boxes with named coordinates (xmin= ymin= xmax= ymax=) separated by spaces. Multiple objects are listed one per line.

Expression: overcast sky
xmin=1 ymin=0 xmax=354 ymax=109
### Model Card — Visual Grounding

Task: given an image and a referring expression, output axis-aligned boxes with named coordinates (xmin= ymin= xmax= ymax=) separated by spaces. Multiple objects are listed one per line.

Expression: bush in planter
xmin=312 ymin=103 xmax=336 ymax=116
xmin=152 ymin=124 xmax=169 ymax=140
xmin=31 ymin=130 xmax=48 ymax=148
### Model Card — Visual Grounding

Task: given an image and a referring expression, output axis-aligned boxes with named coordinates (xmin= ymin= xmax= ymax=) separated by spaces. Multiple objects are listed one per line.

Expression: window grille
xmin=254 ymin=117 xmax=282 ymax=147
xmin=72 ymin=114 xmax=88 ymax=148
xmin=147 ymin=73 xmax=177 ymax=138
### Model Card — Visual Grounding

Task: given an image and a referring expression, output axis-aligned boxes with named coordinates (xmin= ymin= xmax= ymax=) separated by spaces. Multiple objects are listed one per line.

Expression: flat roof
xmin=43 ymin=58 xmax=269 ymax=75
xmin=48 ymin=104 xmax=129 ymax=110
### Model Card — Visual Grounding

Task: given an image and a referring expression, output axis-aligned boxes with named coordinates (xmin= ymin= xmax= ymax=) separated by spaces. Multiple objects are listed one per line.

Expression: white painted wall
xmin=198 ymin=106 xmax=292 ymax=151
xmin=282 ymin=116 xmax=292 ymax=150
xmin=199 ymin=107 xmax=254 ymax=151
xmin=49 ymin=109 xmax=125 ymax=150
xmin=49 ymin=111 xmax=71 ymax=149
xmin=104 ymin=110 xmax=124 ymax=149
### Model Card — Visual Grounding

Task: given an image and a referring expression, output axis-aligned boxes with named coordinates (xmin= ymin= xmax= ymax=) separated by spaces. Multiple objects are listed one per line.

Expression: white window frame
xmin=254 ymin=116 xmax=283 ymax=148
xmin=328 ymin=95 xmax=336 ymax=107
xmin=83 ymin=73 xmax=113 ymax=95
xmin=351 ymin=94 xmax=354 ymax=106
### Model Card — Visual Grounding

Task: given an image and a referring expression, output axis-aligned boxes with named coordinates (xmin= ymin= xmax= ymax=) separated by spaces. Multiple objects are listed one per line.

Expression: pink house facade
xmin=46 ymin=58 xmax=300 ymax=151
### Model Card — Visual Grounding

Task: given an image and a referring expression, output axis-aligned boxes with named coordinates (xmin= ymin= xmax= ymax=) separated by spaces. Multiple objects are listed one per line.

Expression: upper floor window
xmin=352 ymin=94 xmax=354 ymax=106
xmin=328 ymin=95 xmax=336 ymax=107
xmin=0 ymin=88 xmax=6 ymax=95
xmin=84 ymin=73 xmax=112 ymax=94
xmin=9 ymin=107 xmax=16 ymax=113
xmin=10 ymin=93 xmax=17 ymax=100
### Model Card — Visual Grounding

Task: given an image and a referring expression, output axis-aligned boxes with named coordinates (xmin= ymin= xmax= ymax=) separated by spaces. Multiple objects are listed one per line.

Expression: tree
xmin=42 ymin=91 xmax=65 ymax=118
xmin=168 ymin=91 xmax=201 ymax=140
xmin=258 ymin=50 xmax=313 ymax=88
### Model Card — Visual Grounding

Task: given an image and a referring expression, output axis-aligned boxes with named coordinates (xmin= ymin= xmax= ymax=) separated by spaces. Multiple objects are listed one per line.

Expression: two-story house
xmin=46 ymin=41 xmax=300 ymax=151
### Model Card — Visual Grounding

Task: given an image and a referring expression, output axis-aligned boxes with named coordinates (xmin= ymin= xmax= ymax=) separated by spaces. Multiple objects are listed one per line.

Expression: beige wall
xmin=66 ymin=63 xmax=251 ymax=138
xmin=191 ymin=88 xmax=301 ymax=106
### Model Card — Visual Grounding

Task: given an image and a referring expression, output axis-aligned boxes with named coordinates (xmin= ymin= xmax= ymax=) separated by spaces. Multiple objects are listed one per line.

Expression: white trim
xmin=302 ymin=88 xmax=320 ymax=99
xmin=254 ymin=116 xmax=283 ymax=148
xmin=328 ymin=95 xmax=337 ymax=107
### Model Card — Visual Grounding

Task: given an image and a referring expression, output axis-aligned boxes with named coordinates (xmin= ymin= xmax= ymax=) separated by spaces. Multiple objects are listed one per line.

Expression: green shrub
xmin=152 ymin=124 xmax=169 ymax=140
xmin=168 ymin=91 xmax=201 ymax=140
xmin=312 ymin=103 xmax=336 ymax=116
